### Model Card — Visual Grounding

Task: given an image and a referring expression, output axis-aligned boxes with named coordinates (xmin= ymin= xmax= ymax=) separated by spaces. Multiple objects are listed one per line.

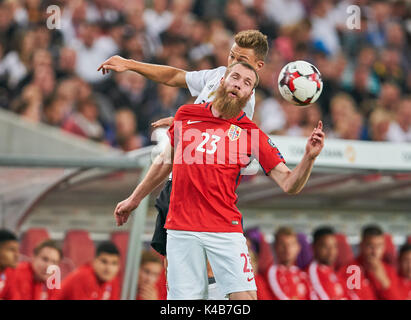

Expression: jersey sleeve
xmin=252 ymin=129 xmax=286 ymax=175
xmin=185 ymin=67 xmax=225 ymax=97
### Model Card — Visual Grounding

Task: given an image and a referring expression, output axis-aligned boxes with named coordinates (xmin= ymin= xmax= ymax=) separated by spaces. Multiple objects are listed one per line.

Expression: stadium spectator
xmin=266 ymin=227 xmax=317 ymax=300
xmin=310 ymin=0 xmax=341 ymax=57
xmin=136 ymin=250 xmax=166 ymax=300
xmin=70 ymin=21 xmax=118 ymax=84
xmin=386 ymin=97 xmax=411 ymax=143
xmin=368 ymin=108 xmax=392 ymax=141
xmin=0 ymin=0 xmax=408 ymax=145
xmin=302 ymin=103 xmax=323 ymax=137
xmin=0 ymin=229 xmax=20 ymax=300
xmin=14 ymin=240 xmax=62 ymax=300
xmin=279 ymin=101 xmax=305 ymax=137
xmin=62 ymin=97 xmax=105 ymax=142
xmin=114 ymin=108 xmax=147 ymax=152
xmin=307 ymin=226 xmax=351 ymax=300
xmin=43 ymin=95 xmax=69 ymax=127
xmin=398 ymin=243 xmax=411 ymax=300
xmin=56 ymin=47 xmax=77 ymax=80
xmin=143 ymin=0 xmax=174 ymax=39
xmin=58 ymin=241 xmax=121 ymax=300
xmin=338 ymin=225 xmax=401 ymax=300
xmin=377 ymin=82 xmax=402 ymax=114
xmin=255 ymin=91 xmax=286 ymax=135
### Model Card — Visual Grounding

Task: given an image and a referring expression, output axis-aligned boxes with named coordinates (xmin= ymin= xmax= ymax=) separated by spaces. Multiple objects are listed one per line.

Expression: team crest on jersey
xmin=228 ymin=124 xmax=242 ymax=141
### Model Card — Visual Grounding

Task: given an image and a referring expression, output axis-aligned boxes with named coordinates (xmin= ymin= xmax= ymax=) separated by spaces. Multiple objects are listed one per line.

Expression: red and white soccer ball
xmin=277 ymin=60 xmax=323 ymax=107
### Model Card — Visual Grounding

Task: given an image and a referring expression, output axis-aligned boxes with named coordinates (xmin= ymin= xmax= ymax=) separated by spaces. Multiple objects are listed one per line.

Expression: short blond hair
xmin=234 ymin=30 xmax=269 ymax=61
xmin=274 ymin=226 xmax=297 ymax=242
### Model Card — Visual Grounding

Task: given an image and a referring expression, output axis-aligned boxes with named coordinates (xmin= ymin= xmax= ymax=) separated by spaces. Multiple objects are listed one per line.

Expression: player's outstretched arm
xmin=114 ymin=142 xmax=174 ymax=226
xmin=97 ymin=55 xmax=188 ymax=88
xmin=269 ymin=121 xmax=325 ymax=195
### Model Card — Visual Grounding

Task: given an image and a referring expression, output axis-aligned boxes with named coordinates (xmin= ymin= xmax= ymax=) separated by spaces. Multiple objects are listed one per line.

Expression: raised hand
xmin=306 ymin=120 xmax=325 ymax=160
xmin=151 ymin=117 xmax=174 ymax=128
xmin=97 ymin=55 xmax=130 ymax=75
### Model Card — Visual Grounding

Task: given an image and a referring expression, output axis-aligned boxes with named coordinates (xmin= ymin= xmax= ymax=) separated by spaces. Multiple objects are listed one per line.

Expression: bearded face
xmin=213 ymin=82 xmax=251 ymax=119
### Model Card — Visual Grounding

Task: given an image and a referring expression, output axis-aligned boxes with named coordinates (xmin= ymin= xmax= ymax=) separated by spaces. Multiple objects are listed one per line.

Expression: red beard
xmin=213 ymin=84 xmax=250 ymax=119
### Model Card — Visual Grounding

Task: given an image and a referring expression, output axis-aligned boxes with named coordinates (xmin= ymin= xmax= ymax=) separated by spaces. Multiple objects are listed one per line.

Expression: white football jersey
xmin=185 ymin=66 xmax=255 ymax=119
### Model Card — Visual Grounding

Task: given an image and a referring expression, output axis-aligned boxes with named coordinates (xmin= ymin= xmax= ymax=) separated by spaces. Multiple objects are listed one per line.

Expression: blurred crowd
xmin=0 ymin=224 xmax=410 ymax=300
xmin=0 ymin=0 xmax=410 ymax=151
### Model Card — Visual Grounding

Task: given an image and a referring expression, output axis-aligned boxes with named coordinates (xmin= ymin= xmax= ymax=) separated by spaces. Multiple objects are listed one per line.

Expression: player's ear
xmin=256 ymin=60 xmax=264 ymax=71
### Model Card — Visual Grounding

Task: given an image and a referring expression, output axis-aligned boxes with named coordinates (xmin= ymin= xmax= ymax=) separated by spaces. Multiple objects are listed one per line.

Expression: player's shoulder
xmin=214 ymin=66 xmax=227 ymax=74
xmin=14 ymin=261 xmax=31 ymax=276
xmin=175 ymin=103 xmax=210 ymax=118
xmin=235 ymin=112 xmax=259 ymax=130
xmin=67 ymin=264 xmax=94 ymax=281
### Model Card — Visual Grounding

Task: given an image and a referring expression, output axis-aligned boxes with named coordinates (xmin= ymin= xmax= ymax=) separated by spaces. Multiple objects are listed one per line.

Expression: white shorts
xmin=166 ymin=230 xmax=257 ymax=300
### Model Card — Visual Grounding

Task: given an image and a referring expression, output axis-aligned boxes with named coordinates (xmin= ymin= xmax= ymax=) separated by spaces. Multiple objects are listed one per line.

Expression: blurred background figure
xmin=307 ymin=226 xmax=351 ymax=300
xmin=58 ymin=241 xmax=121 ymax=300
xmin=339 ymin=225 xmax=401 ymax=300
xmin=114 ymin=108 xmax=147 ymax=152
xmin=266 ymin=227 xmax=316 ymax=300
xmin=0 ymin=229 xmax=20 ymax=300
xmin=14 ymin=240 xmax=62 ymax=300
xmin=398 ymin=243 xmax=411 ymax=300
xmin=136 ymin=250 xmax=166 ymax=300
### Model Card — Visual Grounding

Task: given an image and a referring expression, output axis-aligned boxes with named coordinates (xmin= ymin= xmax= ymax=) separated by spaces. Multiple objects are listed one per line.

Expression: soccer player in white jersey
xmin=98 ymin=30 xmax=269 ymax=299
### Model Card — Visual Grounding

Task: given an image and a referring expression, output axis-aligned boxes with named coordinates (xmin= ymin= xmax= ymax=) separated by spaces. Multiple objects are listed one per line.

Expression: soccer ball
xmin=278 ymin=60 xmax=323 ymax=107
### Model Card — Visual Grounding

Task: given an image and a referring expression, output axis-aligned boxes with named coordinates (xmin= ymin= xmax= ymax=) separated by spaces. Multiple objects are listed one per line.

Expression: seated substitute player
xmin=266 ymin=227 xmax=317 ymax=300
xmin=113 ymin=62 xmax=325 ymax=300
xmin=14 ymin=240 xmax=62 ymax=300
xmin=99 ymin=29 xmax=269 ymax=299
xmin=338 ymin=225 xmax=401 ymax=300
xmin=0 ymin=229 xmax=20 ymax=300
xmin=398 ymin=243 xmax=411 ymax=299
xmin=307 ymin=226 xmax=352 ymax=300
xmin=136 ymin=250 xmax=166 ymax=300
xmin=57 ymin=241 xmax=121 ymax=300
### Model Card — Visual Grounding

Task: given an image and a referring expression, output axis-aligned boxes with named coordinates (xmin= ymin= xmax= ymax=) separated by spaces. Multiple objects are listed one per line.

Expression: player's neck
xmin=210 ymin=103 xmax=241 ymax=120
xmin=210 ymin=104 xmax=225 ymax=119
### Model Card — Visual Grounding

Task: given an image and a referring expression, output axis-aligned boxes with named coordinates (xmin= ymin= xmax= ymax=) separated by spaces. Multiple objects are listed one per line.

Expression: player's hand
xmin=113 ymin=196 xmax=140 ymax=226
xmin=98 ymin=55 xmax=130 ymax=75
xmin=138 ymin=283 xmax=159 ymax=300
xmin=306 ymin=120 xmax=325 ymax=160
xmin=151 ymin=117 xmax=174 ymax=128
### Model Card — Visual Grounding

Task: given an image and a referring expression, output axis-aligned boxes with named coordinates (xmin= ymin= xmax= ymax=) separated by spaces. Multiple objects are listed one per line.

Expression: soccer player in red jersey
xmin=0 ymin=229 xmax=20 ymax=300
xmin=58 ymin=241 xmax=120 ymax=300
xmin=307 ymin=227 xmax=352 ymax=300
xmin=266 ymin=227 xmax=317 ymax=300
xmin=338 ymin=225 xmax=401 ymax=300
xmin=114 ymin=62 xmax=325 ymax=299
xmin=14 ymin=240 xmax=62 ymax=300
xmin=101 ymin=29 xmax=269 ymax=300
xmin=398 ymin=243 xmax=411 ymax=299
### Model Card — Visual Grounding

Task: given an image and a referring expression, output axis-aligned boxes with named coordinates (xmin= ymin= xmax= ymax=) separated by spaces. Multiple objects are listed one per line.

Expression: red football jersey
xmin=255 ymin=273 xmax=275 ymax=300
xmin=266 ymin=264 xmax=318 ymax=300
xmin=166 ymin=103 xmax=285 ymax=233
xmin=14 ymin=262 xmax=59 ymax=300
xmin=0 ymin=267 xmax=20 ymax=300
xmin=57 ymin=264 xmax=120 ymax=300
xmin=338 ymin=258 xmax=402 ymax=300
xmin=307 ymin=261 xmax=351 ymax=300
xmin=399 ymin=277 xmax=411 ymax=300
